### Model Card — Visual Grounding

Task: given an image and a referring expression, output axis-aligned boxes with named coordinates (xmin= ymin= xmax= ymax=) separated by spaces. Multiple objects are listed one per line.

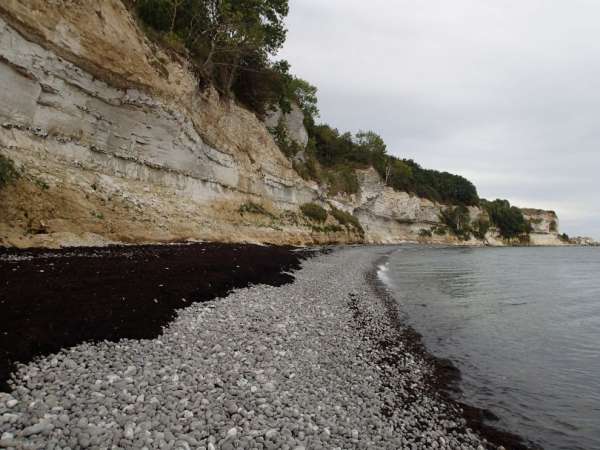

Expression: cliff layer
xmin=0 ymin=1 xmax=564 ymax=248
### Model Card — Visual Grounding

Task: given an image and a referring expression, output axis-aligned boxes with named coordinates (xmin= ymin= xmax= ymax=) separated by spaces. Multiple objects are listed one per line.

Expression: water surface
xmin=380 ymin=246 xmax=600 ymax=450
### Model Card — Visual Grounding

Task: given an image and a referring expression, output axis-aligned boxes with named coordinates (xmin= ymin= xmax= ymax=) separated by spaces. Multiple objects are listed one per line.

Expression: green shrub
xmin=433 ymin=226 xmax=447 ymax=236
xmin=0 ymin=155 xmax=19 ymax=189
xmin=329 ymin=206 xmax=364 ymax=235
xmin=439 ymin=205 xmax=472 ymax=240
xmin=549 ymin=220 xmax=558 ymax=232
xmin=34 ymin=178 xmax=49 ymax=190
xmin=482 ymin=199 xmax=532 ymax=239
xmin=292 ymin=160 xmax=310 ymax=180
xmin=323 ymin=224 xmax=343 ymax=233
xmin=518 ymin=234 xmax=531 ymax=244
xmin=323 ymin=166 xmax=359 ymax=195
xmin=300 ymin=203 xmax=328 ymax=223
xmin=239 ymin=201 xmax=273 ymax=218
xmin=136 ymin=0 xmax=172 ymax=31
xmin=419 ymin=229 xmax=432 ymax=238
xmin=162 ymin=31 xmax=186 ymax=53
xmin=472 ymin=218 xmax=490 ymax=240
xmin=269 ymin=116 xmax=303 ymax=158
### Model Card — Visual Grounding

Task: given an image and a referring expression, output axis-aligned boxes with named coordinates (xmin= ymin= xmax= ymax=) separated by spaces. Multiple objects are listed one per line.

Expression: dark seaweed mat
xmin=0 ymin=242 xmax=308 ymax=391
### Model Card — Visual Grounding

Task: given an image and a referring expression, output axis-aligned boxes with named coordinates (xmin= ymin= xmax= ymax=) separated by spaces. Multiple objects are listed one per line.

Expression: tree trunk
xmin=202 ymin=39 xmax=217 ymax=78
xmin=225 ymin=54 xmax=240 ymax=94
xmin=385 ymin=164 xmax=391 ymax=184
xmin=170 ymin=0 xmax=181 ymax=33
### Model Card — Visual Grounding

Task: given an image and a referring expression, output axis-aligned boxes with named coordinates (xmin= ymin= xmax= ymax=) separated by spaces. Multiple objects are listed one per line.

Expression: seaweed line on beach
xmin=0 ymin=243 xmax=313 ymax=392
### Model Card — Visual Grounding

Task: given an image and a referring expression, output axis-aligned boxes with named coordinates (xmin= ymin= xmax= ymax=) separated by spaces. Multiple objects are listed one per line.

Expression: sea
xmin=379 ymin=245 xmax=600 ymax=450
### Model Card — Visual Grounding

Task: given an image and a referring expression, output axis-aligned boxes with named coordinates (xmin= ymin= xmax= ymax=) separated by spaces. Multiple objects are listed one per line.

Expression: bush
xmin=472 ymin=218 xmax=490 ymax=240
xmin=300 ymin=203 xmax=328 ymax=223
xmin=330 ymin=206 xmax=364 ymax=234
xmin=433 ymin=226 xmax=447 ymax=236
xmin=439 ymin=205 xmax=472 ymax=240
xmin=269 ymin=117 xmax=303 ymax=158
xmin=239 ymin=201 xmax=273 ymax=218
xmin=325 ymin=166 xmax=359 ymax=195
xmin=0 ymin=155 xmax=19 ymax=189
xmin=549 ymin=220 xmax=558 ymax=232
xmin=419 ymin=229 xmax=432 ymax=238
xmin=136 ymin=0 xmax=172 ymax=31
xmin=482 ymin=199 xmax=532 ymax=239
xmin=322 ymin=224 xmax=343 ymax=233
xmin=292 ymin=160 xmax=310 ymax=181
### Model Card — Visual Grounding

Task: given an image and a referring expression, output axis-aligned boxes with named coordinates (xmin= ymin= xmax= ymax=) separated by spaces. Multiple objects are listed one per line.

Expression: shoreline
xmin=0 ymin=244 xmax=536 ymax=449
xmin=366 ymin=251 xmax=539 ymax=450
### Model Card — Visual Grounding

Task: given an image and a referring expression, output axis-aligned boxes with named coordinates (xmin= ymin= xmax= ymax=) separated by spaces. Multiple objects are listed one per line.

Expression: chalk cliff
xmin=0 ymin=1 xmax=564 ymax=248
xmin=521 ymin=209 xmax=564 ymax=246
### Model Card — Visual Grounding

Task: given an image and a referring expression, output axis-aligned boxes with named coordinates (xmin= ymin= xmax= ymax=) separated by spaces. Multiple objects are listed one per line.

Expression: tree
xmin=271 ymin=61 xmax=319 ymax=119
xmin=289 ymin=77 xmax=318 ymax=120
xmin=482 ymin=199 xmax=532 ymax=239
xmin=136 ymin=0 xmax=289 ymax=98
xmin=440 ymin=205 xmax=472 ymax=240
xmin=355 ymin=131 xmax=386 ymax=158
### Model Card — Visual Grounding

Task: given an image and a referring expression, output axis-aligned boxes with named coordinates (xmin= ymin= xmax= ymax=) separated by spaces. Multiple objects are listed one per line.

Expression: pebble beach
xmin=0 ymin=246 xmax=499 ymax=449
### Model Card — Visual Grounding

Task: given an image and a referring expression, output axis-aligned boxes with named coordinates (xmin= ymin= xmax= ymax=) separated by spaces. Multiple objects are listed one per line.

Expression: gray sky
xmin=278 ymin=0 xmax=600 ymax=239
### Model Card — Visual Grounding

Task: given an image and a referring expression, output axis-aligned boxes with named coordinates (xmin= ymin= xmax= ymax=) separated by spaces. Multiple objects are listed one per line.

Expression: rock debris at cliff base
xmin=0 ymin=246 xmax=498 ymax=449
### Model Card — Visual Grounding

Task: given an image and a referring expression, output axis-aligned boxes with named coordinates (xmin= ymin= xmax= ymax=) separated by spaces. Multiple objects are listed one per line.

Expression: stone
xmin=265 ymin=429 xmax=278 ymax=440
xmin=22 ymin=420 xmax=54 ymax=436
xmin=226 ymin=427 xmax=237 ymax=440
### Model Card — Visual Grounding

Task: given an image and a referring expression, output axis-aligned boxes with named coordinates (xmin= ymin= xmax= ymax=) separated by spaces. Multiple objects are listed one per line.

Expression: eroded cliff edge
xmin=0 ymin=1 xmax=565 ymax=248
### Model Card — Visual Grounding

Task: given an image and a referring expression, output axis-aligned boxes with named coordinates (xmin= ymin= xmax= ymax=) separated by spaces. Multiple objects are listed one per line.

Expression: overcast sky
xmin=278 ymin=0 xmax=600 ymax=239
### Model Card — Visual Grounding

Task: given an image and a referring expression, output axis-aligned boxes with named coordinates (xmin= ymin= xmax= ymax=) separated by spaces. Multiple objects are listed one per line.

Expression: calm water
xmin=380 ymin=246 xmax=600 ymax=450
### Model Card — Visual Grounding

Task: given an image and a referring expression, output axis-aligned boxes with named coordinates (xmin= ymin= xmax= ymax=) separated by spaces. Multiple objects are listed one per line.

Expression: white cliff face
xmin=522 ymin=209 xmax=559 ymax=234
xmin=330 ymin=169 xmax=477 ymax=245
xmin=521 ymin=209 xmax=565 ymax=246
xmin=0 ymin=1 xmax=565 ymax=248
